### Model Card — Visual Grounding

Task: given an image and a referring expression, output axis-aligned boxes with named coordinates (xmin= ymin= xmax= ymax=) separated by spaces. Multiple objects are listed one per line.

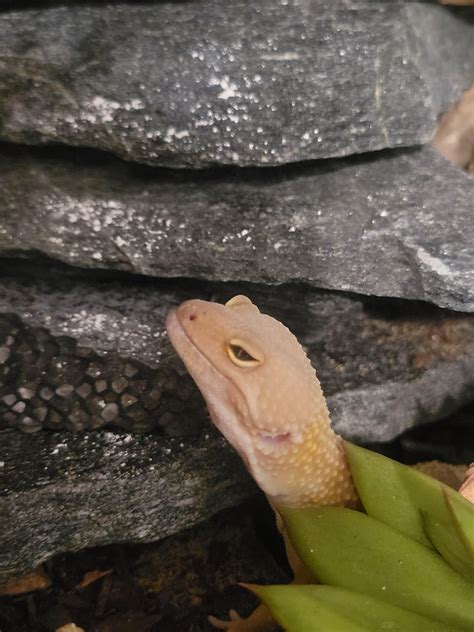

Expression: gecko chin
xmin=166 ymin=307 xmax=256 ymax=458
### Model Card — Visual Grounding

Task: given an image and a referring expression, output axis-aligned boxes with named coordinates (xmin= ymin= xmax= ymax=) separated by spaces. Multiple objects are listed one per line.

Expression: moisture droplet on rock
xmin=124 ymin=363 xmax=138 ymax=378
xmin=18 ymin=387 xmax=34 ymax=400
xmin=20 ymin=417 xmax=43 ymax=433
xmin=49 ymin=410 xmax=62 ymax=425
xmin=76 ymin=383 xmax=93 ymax=399
xmin=56 ymin=384 xmax=74 ymax=398
xmin=40 ymin=387 xmax=54 ymax=401
xmin=86 ymin=364 xmax=102 ymax=379
xmin=101 ymin=403 xmax=119 ymax=422
xmin=120 ymin=394 xmax=138 ymax=408
xmin=112 ymin=377 xmax=128 ymax=393
xmin=68 ymin=409 xmax=89 ymax=430
xmin=146 ymin=388 xmax=161 ymax=402
xmin=2 ymin=394 xmax=16 ymax=406
xmin=12 ymin=401 xmax=26 ymax=414
xmin=95 ymin=380 xmax=107 ymax=393
xmin=33 ymin=407 xmax=48 ymax=422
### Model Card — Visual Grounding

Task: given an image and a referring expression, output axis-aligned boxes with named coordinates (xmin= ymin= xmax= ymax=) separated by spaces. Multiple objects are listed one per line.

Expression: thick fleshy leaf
xmin=422 ymin=491 xmax=474 ymax=582
xmin=281 ymin=506 xmax=474 ymax=630
xmin=249 ymin=584 xmax=465 ymax=632
xmin=344 ymin=441 xmax=474 ymax=553
xmin=422 ymin=511 xmax=474 ymax=583
xmin=447 ymin=492 xmax=474 ymax=558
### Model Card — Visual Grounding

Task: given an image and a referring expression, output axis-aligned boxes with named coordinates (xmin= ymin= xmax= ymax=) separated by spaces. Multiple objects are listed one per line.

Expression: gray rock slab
xmin=0 ymin=2 xmax=472 ymax=166
xmin=0 ymin=429 xmax=254 ymax=581
xmin=1 ymin=264 xmax=473 ymax=442
xmin=1 ymin=145 xmax=473 ymax=311
xmin=406 ymin=4 xmax=474 ymax=117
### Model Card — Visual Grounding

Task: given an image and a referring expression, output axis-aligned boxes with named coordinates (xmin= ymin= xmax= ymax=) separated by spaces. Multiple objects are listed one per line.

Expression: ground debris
xmin=0 ymin=504 xmax=285 ymax=632
xmin=0 ymin=567 xmax=50 ymax=596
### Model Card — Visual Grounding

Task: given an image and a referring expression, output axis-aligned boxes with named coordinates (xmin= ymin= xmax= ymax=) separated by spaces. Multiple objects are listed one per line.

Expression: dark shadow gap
xmin=0 ymin=138 xmax=424 ymax=184
xmin=0 ymin=254 xmax=467 ymax=321
xmin=367 ymin=402 xmax=474 ymax=464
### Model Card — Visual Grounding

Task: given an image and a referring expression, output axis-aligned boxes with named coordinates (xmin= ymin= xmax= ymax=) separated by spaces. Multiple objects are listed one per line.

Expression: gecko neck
xmin=262 ymin=414 xmax=358 ymax=509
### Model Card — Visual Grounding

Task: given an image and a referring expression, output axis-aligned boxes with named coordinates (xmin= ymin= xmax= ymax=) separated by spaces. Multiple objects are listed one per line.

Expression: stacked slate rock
xmin=0 ymin=1 xmax=473 ymax=580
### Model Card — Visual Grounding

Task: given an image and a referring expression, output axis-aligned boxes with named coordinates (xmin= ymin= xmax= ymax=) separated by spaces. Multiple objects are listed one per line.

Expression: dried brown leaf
xmin=76 ymin=569 xmax=113 ymax=590
xmin=0 ymin=567 xmax=51 ymax=596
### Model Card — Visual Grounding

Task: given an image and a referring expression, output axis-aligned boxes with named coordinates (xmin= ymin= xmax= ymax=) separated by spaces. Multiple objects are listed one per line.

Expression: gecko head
xmin=166 ymin=295 xmax=330 ymax=497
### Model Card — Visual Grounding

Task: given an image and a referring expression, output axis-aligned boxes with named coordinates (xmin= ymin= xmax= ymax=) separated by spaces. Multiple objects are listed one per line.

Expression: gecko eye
xmin=226 ymin=339 xmax=262 ymax=367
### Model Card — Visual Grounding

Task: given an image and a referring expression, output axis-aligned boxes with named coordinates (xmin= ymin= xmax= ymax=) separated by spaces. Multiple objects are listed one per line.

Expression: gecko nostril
xmin=189 ymin=314 xmax=197 ymax=321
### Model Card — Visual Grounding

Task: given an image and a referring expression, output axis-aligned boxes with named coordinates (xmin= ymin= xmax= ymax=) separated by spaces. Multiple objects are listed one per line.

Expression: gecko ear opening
xmin=226 ymin=339 xmax=263 ymax=367
xmin=225 ymin=295 xmax=260 ymax=312
xmin=255 ymin=431 xmax=294 ymax=457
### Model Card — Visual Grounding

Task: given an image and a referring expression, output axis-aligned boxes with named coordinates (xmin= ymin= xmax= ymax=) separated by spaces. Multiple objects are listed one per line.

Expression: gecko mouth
xmin=166 ymin=309 xmax=231 ymax=385
xmin=165 ymin=308 xmax=251 ymax=428
xmin=166 ymin=309 xmax=256 ymax=468
xmin=166 ymin=310 xmax=295 ymax=451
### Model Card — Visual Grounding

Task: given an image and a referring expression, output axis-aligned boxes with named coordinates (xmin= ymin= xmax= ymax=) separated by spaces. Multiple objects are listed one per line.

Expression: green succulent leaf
xmin=249 ymin=584 xmax=465 ymax=632
xmin=422 ymin=510 xmax=474 ymax=583
xmin=281 ymin=505 xmax=474 ymax=630
xmin=344 ymin=441 xmax=474 ymax=552
xmin=421 ymin=491 xmax=474 ymax=582
xmin=446 ymin=492 xmax=474 ymax=559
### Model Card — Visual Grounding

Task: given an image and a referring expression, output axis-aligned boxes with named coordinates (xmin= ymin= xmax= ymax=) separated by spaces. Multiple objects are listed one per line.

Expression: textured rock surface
xmin=1 ymin=416 xmax=472 ymax=582
xmin=0 ymin=506 xmax=286 ymax=630
xmin=1 ymin=264 xmax=474 ymax=441
xmin=1 ymin=145 xmax=473 ymax=311
xmin=406 ymin=4 xmax=474 ymax=117
xmin=0 ymin=429 xmax=254 ymax=581
xmin=0 ymin=2 xmax=472 ymax=166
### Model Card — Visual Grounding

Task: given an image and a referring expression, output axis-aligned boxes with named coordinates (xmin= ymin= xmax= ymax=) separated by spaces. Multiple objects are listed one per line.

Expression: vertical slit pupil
xmin=231 ymin=345 xmax=256 ymax=362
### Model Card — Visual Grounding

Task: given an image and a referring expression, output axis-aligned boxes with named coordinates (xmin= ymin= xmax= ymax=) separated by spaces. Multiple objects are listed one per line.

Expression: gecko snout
xmin=175 ymin=299 xmax=209 ymax=326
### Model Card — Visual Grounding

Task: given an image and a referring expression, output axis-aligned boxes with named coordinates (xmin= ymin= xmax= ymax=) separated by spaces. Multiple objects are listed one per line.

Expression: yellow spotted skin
xmin=166 ymin=294 xmax=357 ymax=509
xmin=257 ymin=422 xmax=357 ymax=508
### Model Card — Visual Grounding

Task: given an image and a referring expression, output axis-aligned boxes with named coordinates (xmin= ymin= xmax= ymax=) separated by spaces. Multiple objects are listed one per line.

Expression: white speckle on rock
xmin=90 ymin=96 xmax=121 ymax=123
xmin=261 ymin=52 xmax=301 ymax=61
xmin=209 ymin=76 xmax=240 ymax=100
xmin=416 ymin=247 xmax=451 ymax=277
xmin=125 ymin=98 xmax=144 ymax=111
xmin=237 ymin=228 xmax=250 ymax=238
xmin=164 ymin=127 xmax=190 ymax=142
